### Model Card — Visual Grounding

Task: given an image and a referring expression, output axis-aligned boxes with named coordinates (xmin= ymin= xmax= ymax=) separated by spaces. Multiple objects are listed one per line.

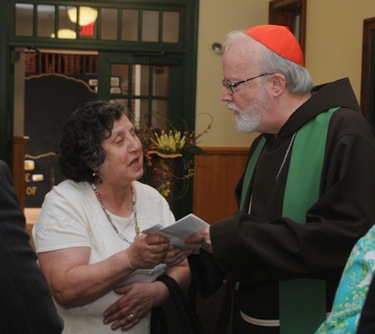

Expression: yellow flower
xmin=140 ymin=112 xmax=213 ymax=203
xmin=151 ymin=130 xmax=186 ymax=154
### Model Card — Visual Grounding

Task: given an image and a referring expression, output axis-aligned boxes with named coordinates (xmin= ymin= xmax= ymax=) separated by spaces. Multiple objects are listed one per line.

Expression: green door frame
xmin=0 ymin=1 xmax=13 ymax=164
xmin=0 ymin=0 xmax=199 ymax=167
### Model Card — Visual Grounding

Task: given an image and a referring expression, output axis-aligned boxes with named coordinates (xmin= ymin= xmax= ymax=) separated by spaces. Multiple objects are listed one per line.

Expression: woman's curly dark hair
xmin=59 ymin=100 xmax=133 ymax=183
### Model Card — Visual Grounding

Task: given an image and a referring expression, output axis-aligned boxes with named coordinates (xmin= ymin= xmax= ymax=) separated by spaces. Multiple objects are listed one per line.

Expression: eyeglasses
xmin=221 ymin=73 xmax=273 ymax=94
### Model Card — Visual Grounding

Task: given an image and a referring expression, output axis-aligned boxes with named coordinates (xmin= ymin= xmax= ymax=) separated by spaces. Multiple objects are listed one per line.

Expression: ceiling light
xmin=68 ymin=6 xmax=98 ymax=26
xmin=51 ymin=29 xmax=77 ymax=39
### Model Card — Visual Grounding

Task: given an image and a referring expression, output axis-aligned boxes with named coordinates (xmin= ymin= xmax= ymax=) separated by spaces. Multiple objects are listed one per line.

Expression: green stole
xmin=240 ymin=107 xmax=339 ymax=333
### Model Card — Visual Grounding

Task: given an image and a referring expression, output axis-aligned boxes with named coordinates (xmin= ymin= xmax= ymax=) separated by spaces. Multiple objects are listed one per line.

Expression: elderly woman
xmin=33 ymin=100 xmax=192 ymax=333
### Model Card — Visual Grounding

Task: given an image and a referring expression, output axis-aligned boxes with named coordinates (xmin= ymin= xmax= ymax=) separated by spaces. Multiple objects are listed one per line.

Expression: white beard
xmin=228 ymin=86 xmax=269 ymax=133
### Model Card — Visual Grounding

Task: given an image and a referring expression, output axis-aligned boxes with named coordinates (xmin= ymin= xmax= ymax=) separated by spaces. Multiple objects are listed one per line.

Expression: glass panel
xmin=152 ymin=100 xmax=169 ymax=127
xmin=130 ymin=98 xmax=141 ymax=129
xmin=140 ymin=99 xmax=151 ymax=127
xmin=132 ymin=64 xmax=150 ymax=96
xmin=162 ymin=11 xmax=179 ymax=43
xmin=37 ymin=5 xmax=55 ymax=38
xmin=78 ymin=6 xmax=98 ymax=40
xmin=122 ymin=9 xmax=139 ymax=41
xmin=101 ymin=8 xmax=118 ymax=40
xmin=57 ymin=6 xmax=76 ymax=39
xmin=74 ymin=6 xmax=98 ymax=26
xmin=153 ymin=66 xmax=170 ymax=96
xmin=79 ymin=22 xmax=97 ymax=40
xmin=66 ymin=5 xmax=77 ymax=25
xmin=111 ymin=64 xmax=129 ymax=95
xmin=15 ymin=3 xmax=34 ymax=37
xmin=142 ymin=11 xmax=159 ymax=42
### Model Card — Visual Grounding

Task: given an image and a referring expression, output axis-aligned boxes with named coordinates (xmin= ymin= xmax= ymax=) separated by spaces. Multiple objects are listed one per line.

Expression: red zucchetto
xmin=244 ymin=24 xmax=304 ymax=66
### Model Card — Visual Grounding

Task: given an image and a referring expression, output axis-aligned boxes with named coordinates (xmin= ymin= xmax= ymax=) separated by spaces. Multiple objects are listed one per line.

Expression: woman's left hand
xmin=103 ymin=281 xmax=167 ymax=331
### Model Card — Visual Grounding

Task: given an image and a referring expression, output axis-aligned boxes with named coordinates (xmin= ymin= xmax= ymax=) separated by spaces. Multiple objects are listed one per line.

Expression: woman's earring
xmin=93 ymin=171 xmax=97 ymax=177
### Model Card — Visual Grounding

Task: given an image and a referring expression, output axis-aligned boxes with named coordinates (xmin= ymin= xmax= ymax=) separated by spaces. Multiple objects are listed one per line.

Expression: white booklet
xmin=142 ymin=213 xmax=208 ymax=249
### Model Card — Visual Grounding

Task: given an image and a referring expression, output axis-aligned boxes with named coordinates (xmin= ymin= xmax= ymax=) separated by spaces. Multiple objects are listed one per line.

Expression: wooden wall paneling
xmin=361 ymin=17 xmax=375 ymax=124
xmin=193 ymin=147 xmax=248 ymax=224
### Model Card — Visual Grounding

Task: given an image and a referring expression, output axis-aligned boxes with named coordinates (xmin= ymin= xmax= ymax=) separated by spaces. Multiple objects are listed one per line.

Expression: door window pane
xmin=162 ymin=12 xmax=179 ymax=43
xmin=68 ymin=6 xmax=98 ymax=40
xmin=101 ymin=8 xmax=118 ymax=40
xmin=69 ymin=6 xmax=98 ymax=26
xmin=79 ymin=9 xmax=98 ymax=39
xmin=111 ymin=64 xmax=129 ymax=95
xmin=37 ymin=5 xmax=55 ymax=38
xmin=132 ymin=99 xmax=147 ymax=128
xmin=57 ymin=6 xmax=76 ymax=39
xmin=15 ymin=3 xmax=34 ymax=37
xmin=152 ymin=100 xmax=169 ymax=126
xmin=139 ymin=99 xmax=152 ymax=127
xmin=142 ymin=11 xmax=159 ymax=42
xmin=134 ymin=65 xmax=150 ymax=96
xmin=153 ymin=66 xmax=170 ymax=96
xmin=15 ymin=4 xmax=182 ymax=45
xmin=122 ymin=9 xmax=138 ymax=41
xmin=110 ymin=62 xmax=171 ymax=129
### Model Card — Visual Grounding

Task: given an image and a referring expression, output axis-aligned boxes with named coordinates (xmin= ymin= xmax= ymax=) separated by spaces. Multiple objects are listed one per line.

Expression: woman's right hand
xmin=125 ymin=233 xmax=170 ymax=269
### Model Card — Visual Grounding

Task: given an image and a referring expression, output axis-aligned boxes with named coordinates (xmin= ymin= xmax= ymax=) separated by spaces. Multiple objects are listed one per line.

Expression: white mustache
xmin=227 ymin=102 xmax=240 ymax=112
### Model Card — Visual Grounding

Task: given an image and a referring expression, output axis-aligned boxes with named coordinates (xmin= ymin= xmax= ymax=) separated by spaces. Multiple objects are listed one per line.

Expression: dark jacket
xmin=0 ymin=160 xmax=63 ymax=333
xmin=208 ymin=78 xmax=375 ymax=320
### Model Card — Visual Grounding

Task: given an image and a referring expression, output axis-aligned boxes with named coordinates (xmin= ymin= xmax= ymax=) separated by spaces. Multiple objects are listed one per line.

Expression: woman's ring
xmin=129 ymin=313 xmax=135 ymax=321
xmin=153 ymin=253 xmax=158 ymax=260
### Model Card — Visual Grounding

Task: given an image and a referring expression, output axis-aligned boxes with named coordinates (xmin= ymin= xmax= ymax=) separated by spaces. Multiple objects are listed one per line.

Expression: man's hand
xmin=185 ymin=226 xmax=212 ymax=253
xmin=163 ymin=246 xmax=194 ymax=266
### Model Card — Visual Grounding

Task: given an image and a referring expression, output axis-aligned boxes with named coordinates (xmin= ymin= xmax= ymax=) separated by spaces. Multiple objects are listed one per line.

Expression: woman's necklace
xmin=90 ymin=182 xmax=140 ymax=244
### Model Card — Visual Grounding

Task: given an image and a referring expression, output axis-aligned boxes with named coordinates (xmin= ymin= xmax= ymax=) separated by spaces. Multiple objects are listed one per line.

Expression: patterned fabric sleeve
xmin=315 ymin=225 xmax=375 ymax=334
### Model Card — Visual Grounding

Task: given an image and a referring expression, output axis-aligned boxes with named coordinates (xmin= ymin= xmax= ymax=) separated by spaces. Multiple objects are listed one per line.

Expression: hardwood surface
xmin=193 ymin=147 xmax=248 ymax=224
xmin=13 ymin=136 xmax=29 ymax=211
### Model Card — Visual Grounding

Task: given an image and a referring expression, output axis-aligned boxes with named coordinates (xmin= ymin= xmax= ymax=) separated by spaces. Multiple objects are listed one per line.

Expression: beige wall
xmin=195 ymin=0 xmax=268 ymax=148
xmin=306 ymin=0 xmax=375 ymax=94
xmin=196 ymin=0 xmax=375 ymax=147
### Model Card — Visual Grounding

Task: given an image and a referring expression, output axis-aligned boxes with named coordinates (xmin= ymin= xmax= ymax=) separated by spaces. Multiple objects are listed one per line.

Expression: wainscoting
xmin=193 ymin=147 xmax=249 ymax=224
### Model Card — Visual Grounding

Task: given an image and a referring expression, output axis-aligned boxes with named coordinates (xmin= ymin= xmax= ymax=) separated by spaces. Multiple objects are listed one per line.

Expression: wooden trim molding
xmin=193 ymin=147 xmax=248 ymax=224
xmin=361 ymin=17 xmax=375 ymax=123
xmin=269 ymin=0 xmax=306 ymax=57
xmin=13 ymin=136 xmax=29 ymax=211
